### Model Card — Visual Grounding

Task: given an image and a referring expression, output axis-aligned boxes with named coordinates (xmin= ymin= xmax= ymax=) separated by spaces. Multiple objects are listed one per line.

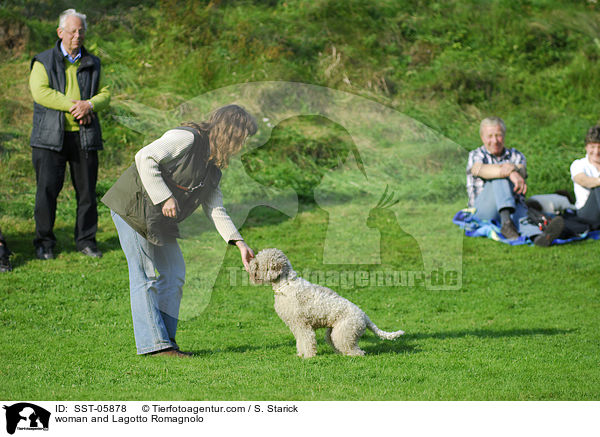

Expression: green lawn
xmin=1 ymin=0 xmax=600 ymax=401
xmin=1 ymin=201 xmax=598 ymax=400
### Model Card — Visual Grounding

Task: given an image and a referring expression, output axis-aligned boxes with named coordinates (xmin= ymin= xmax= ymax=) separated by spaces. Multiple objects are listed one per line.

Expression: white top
xmin=135 ymin=129 xmax=243 ymax=243
xmin=570 ymin=155 xmax=600 ymax=209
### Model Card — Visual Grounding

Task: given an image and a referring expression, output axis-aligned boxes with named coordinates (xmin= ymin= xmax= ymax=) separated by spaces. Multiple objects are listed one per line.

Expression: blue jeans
xmin=473 ymin=179 xmax=540 ymax=238
xmin=111 ymin=211 xmax=185 ymax=354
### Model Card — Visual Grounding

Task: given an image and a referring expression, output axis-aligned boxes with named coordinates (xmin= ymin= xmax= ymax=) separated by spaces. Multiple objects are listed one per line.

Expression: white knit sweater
xmin=135 ymin=129 xmax=243 ymax=243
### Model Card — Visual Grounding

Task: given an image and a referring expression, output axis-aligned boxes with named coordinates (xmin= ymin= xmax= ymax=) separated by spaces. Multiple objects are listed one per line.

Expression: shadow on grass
xmin=3 ymin=224 xmax=123 ymax=268
xmin=188 ymin=337 xmax=420 ymax=357
xmin=361 ymin=341 xmax=420 ymax=356
xmin=188 ymin=341 xmax=295 ymax=357
xmin=359 ymin=327 xmax=574 ymax=356
xmin=405 ymin=327 xmax=574 ymax=340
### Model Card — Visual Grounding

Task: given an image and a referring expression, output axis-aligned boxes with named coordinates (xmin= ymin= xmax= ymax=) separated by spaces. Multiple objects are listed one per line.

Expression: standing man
xmin=29 ymin=9 xmax=110 ymax=259
xmin=466 ymin=117 xmax=563 ymax=246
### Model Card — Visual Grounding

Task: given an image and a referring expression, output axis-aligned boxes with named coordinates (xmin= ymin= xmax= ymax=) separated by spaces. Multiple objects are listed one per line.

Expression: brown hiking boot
xmin=149 ymin=348 xmax=193 ymax=358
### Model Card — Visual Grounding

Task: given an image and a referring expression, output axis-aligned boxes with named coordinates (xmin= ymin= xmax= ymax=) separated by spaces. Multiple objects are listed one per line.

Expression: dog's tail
xmin=366 ymin=317 xmax=404 ymax=340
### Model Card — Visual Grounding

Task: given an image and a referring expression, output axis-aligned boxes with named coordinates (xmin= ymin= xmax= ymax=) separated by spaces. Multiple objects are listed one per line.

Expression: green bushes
xmin=1 ymin=0 xmax=599 ymax=209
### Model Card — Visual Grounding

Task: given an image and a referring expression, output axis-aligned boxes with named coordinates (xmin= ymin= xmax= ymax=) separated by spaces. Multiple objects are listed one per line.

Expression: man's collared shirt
xmin=466 ymin=145 xmax=527 ymax=207
xmin=60 ymin=42 xmax=81 ymax=63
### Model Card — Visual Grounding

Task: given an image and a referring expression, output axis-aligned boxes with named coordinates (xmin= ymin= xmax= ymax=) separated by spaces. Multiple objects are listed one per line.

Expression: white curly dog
xmin=248 ymin=248 xmax=405 ymax=358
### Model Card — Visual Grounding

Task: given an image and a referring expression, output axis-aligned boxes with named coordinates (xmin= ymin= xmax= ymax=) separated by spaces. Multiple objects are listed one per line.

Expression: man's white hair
xmin=480 ymin=116 xmax=506 ymax=137
xmin=59 ymin=9 xmax=87 ymax=31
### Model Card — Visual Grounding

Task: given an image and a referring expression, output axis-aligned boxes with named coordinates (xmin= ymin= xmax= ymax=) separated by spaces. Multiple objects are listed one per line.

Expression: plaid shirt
xmin=466 ymin=145 xmax=527 ymax=207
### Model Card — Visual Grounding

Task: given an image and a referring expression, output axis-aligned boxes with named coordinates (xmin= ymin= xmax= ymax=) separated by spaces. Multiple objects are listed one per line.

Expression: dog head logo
xmin=3 ymin=403 xmax=50 ymax=435
xmin=114 ymin=80 xmax=466 ymax=323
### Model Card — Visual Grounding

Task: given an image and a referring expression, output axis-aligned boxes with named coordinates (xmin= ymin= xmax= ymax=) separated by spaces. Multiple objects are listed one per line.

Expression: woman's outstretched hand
xmin=236 ymin=240 xmax=255 ymax=272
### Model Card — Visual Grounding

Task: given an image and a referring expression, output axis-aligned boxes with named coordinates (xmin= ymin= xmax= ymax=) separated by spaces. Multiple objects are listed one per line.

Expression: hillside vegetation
xmin=1 ymin=0 xmax=600 ymax=402
xmin=1 ymin=0 xmax=600 ymax=204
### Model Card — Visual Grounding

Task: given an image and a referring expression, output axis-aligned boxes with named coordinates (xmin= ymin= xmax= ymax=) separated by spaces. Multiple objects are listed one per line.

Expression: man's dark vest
xmin=101 ymin=127 xmax=222 ymax=246
xmin=30 ymin=39 xmax=103 ymax=151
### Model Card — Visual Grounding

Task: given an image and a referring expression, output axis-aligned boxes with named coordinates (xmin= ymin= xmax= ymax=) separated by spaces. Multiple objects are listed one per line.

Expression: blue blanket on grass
xmin=452 ymin=208 xmax=600 ymax=246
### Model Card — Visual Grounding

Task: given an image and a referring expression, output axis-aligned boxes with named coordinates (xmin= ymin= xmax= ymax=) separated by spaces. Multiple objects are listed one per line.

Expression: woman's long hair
xmin=182 ymin=105 xmax=257 ymax=168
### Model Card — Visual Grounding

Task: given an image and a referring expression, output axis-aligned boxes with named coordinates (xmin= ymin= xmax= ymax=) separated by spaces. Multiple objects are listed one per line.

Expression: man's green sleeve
xmin=29 ymin=61 xmax=72 ymax=111
xmin=89 ymin=71 xmax=110 ymax=112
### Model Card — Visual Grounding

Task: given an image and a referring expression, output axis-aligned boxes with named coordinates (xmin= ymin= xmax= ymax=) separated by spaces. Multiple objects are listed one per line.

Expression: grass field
xmin=1 ymin=199 xmax=599 ymax=400
xmin=1 ymin=0 xmax=600 ymax=401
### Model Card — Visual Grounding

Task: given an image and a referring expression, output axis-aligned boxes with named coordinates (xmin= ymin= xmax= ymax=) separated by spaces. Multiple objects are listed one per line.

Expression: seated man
xmin=570 ymin=125 xmax=600 ymax=229
xmin=466 ymin=117 xmax=563 ymax=246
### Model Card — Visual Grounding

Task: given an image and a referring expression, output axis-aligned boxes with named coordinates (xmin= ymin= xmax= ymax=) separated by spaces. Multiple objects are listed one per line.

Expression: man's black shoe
xmin=36 ymin=246 xmax=55 ymax=260
xmin=80 ymin=246 xmax=102 ymax=258
xmin=534 ymin=216 xmax=564 ymax=247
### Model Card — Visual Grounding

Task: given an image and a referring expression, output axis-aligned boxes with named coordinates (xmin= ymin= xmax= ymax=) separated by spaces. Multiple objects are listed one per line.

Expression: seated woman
xmin=570 ymin=126 xmax=600 ymax=229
